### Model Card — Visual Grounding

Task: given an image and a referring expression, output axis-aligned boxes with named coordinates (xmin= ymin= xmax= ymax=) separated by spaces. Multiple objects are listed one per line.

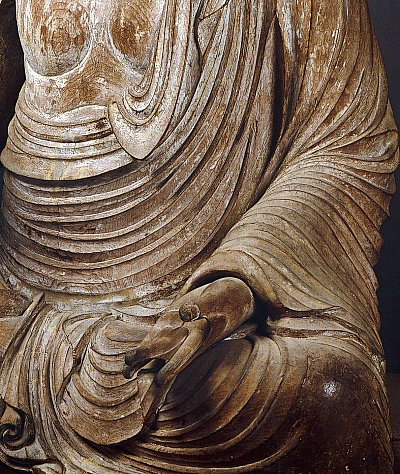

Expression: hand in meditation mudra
xmin=0 ymin=0 xmax=398 ymax=472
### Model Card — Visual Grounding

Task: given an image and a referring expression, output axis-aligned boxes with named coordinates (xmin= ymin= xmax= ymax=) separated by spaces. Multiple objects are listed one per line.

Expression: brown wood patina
xmin=0 ymin=0 xmax=398 ymax=472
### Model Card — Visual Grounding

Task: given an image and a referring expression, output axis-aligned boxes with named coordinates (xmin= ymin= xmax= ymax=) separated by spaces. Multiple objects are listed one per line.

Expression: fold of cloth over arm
xmin=184 ymin=0 xmax=399 ymax=353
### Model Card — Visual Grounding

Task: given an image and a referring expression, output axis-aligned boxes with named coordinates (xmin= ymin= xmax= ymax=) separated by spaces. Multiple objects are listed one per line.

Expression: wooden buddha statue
xmin=0 ymin=0 xmax=397 ymax=472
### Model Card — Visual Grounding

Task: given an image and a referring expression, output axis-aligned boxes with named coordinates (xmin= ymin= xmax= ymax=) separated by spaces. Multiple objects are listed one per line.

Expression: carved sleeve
xmin=184 ymin=0 xmax=399 ymax=349
xmin=171 ymin=6 xmax=399 ymax=467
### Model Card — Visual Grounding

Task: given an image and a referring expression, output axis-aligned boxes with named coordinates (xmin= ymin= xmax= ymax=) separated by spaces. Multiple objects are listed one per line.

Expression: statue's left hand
xmin=123 ymin=277 xmax=255 ymax=387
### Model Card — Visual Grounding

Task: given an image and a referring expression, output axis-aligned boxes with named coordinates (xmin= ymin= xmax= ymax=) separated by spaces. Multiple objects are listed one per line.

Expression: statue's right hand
xmin=123 ymin=277 xmax=255 ymax=387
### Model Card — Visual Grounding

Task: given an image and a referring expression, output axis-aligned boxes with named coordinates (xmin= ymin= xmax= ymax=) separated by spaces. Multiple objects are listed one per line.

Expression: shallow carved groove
xmin=0 ymin=0 xmax=398 ymax=473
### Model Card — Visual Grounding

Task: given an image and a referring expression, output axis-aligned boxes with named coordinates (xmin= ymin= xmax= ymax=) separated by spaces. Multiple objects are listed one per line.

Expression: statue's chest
xmin=16 ymin=0 xmax=165 ymax=76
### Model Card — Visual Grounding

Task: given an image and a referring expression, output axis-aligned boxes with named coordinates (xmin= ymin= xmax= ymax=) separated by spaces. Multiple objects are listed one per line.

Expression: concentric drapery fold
xmin=185 ymin=0 xmax=398 ymax=352
xmin=0 ymin=0 xmax=276 ymax=299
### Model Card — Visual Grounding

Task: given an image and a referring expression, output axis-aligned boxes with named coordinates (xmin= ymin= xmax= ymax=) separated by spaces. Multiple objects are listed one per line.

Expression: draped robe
xmin=0 ymin=0 xmax=398 ymax=472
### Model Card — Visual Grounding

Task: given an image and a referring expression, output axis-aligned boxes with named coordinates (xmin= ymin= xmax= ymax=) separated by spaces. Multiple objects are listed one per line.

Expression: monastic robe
xmin=0 ymin=0 xmax=398 ymax=473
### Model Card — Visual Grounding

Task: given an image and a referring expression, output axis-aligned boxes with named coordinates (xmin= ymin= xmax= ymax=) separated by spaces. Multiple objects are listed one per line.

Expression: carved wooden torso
xmin=18 ymin=0 xmax=164 ymax=77
xmin=4 ymin=0 xmax=201 ymax=179
xmin=1 ymin=0 xmax=271 ymax=299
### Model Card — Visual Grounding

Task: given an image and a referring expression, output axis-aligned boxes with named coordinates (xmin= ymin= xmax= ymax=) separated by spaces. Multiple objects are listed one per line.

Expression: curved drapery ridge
xmin=108 ymin=0 xmax=200 ymax=160
xmin=0 ymin=304 xmax=392 ymax=473
xmin=185 ymin=0 xmax=399 ymax=352
xmin=1 ymin=0 xmax=202 ymax=179
xmin=0 ymin=0 xmax=276 ymax=298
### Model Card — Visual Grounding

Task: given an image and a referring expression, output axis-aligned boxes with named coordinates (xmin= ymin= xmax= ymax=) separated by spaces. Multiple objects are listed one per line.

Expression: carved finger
xmin=179 ymin=303 xmax=201 ymax=322
xmin=123 ymin=350 xmax=152 ymax=379
xmin=123 ymin=327 xmax=189 ymax=379
xmin=155 ymin=319 xmax=209 ymax=387
xmin=125 ymin=326 xmax=185 ymax=362
xmin=125 ymin=347 xmax=149 ymax=366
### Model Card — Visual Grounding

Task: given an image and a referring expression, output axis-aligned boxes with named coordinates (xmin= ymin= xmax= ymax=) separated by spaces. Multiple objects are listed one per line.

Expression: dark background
xmin=368 ymin=0 xmax=400 ymax=373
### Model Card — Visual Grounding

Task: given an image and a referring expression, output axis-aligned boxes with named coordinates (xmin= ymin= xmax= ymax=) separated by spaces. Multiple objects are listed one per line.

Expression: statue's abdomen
xmin=0 ymin=0 xmax=272 ymax=301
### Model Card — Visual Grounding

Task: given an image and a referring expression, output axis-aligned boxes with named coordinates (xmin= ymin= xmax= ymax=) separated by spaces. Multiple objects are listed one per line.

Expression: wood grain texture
xmin=0 ymin=0 xmax=398 ymax=472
